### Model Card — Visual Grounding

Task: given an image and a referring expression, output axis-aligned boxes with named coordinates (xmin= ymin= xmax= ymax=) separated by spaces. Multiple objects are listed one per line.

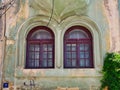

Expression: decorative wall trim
xmin=16 ymin=15 xmax=103 ymax=76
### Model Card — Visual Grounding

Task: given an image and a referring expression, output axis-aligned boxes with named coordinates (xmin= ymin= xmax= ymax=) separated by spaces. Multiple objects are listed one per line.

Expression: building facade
xmin=0 ymin=0 xmax=120 ymax=90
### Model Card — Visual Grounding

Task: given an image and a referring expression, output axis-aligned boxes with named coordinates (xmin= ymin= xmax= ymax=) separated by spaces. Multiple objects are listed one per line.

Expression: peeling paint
xmin=0 ymin=0 xmax=120 ymax=90
xmin=6 ymin=40 xmax=15 ymax=45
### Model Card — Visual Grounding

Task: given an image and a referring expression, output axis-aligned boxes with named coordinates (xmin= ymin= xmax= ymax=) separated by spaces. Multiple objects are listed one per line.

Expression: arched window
xmin=64 ymin=26 xmax=93 ymax=68
xmin=26 ymin=26 xmax=54 ymax=69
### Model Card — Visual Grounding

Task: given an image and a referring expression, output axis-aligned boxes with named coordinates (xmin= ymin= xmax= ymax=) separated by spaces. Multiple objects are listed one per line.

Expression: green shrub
xmin=101 ymin=53 xmax=120 ymax=90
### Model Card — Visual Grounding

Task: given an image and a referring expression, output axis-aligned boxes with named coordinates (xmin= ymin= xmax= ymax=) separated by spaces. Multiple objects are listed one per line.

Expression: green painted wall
xmin=1 ymin=0 xmax=120 ymax=90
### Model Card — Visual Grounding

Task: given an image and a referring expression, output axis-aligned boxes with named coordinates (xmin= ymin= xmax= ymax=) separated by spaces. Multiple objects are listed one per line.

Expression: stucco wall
xmin=0 ymin=0 xmax=120 ymax=90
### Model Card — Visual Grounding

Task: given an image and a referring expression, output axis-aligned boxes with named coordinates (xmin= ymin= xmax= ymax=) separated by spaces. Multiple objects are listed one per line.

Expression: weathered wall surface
xmin=0 ymin=0 xmax=120 ymax=90
xmin=103 ymin=0 xmax=120 ymax=52
xmin=0 ymin=0 xmax=3 ymax=88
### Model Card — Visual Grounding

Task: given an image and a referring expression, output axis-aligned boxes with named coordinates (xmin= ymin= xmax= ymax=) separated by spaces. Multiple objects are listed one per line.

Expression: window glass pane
xmin=29 ymin=60 xmax=34 ymax=67
xmin=85 ymin=44 xmax=89 ymax=51
xmin=43 ymin=52 xmax=47 ymax=58
xmin=72 ymin=44 xmax=76 ymax=51
xmin=79 ymin=59 xmax=85 ymax=67
xmin=35 ymin=52 xmax=39 ymax=59
xmin=29 ymin=52 xmax=34 ymax=59
xmin=85 ymin=52 xmax=89 ymax=58
xmin=42 ymin=59 xmax=47 ymax=67
xmin=68 ymin=29 xmax=89 ymax=39
xmin=86 ymin=59 xmax=90 ymax=67
xmin=48 ymin=61 xmax=52 ymax=67
xmin=29 ymin=45 xmax=34 ymax=51
xmin=66 ymin=44 xmax=71 ymax=51
xmin=66 ymin=52 xmax=71 ymax=58
xmin=48 ymin=44 xmax=52 ymax=51
xmin=66 ymin=61 xmax=71 ymax=67
xmin=80 ymin=52 xmax=84 ymax=58
xmin=35 ymin=45 xmax=40 ymax=51
xmin=31 ymin=30 xmax=52 ymax=39
xmin=35 ymin=60 xmax=39 ymax=67
xmin=80 ymin=44 xmax=84 ymax=51
xmin=72 ymin=52 xmax=76 ymax=58
xmin=72 ymin=60 xmax=76 ymax=67
xmin=48 ymin=52 xmax=52 ymax=58
xmin=43 ymin=44 xmax=47 ymax=51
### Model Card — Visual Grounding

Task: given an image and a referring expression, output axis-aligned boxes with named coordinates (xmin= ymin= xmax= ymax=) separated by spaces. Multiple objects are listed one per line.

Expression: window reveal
xmin=26 ymin=26 xmax=54 ymax=69
xmin=64 ymin=26 xmax=93 ymax=68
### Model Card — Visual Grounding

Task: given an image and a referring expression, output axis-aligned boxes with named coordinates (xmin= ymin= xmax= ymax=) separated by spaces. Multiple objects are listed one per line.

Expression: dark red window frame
xmin=26 ymin=26 xmax=55 ymax=69
xmin=64 ymin=26 xmax=94 ymax=68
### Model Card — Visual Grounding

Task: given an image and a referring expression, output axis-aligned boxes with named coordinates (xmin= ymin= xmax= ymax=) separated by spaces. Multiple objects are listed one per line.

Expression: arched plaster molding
xmin=16 ymin=15 xmax=103 ymax=70
xmin=16 ymin=15 xmax=58 ymax=68
xmin=59 ymin=16 xmax=103 ymax=69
